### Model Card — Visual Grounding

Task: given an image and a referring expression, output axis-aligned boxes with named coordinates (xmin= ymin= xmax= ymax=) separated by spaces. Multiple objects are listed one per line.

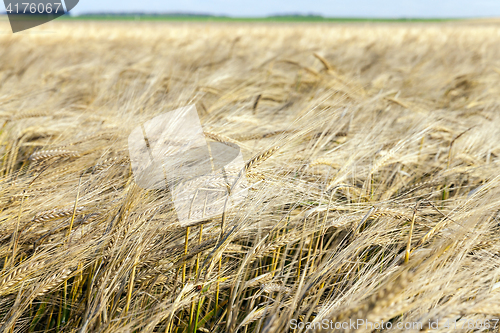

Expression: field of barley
xmin=1 ymin=19 xmax=500 ymax=332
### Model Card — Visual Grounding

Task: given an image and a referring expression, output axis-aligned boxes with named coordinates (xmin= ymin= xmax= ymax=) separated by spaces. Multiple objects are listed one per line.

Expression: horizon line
xmin=2 ymin=11 xmax=500 ymax=20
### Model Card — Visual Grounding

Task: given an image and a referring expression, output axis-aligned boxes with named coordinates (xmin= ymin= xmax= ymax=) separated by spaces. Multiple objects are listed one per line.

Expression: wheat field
xmin=1 ymin=19 xmax=500 ymax=332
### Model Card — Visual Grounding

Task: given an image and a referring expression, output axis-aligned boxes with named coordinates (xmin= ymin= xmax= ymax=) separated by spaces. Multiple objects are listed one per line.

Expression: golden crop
xmin=1 ymin=20 xmax=500 ymax=332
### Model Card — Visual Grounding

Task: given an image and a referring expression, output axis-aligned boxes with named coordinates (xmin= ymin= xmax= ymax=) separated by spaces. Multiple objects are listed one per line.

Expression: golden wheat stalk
xmin=313 ymin=52 xmax=334 ymax=71
xmin=249 ymin=231 xmax=302 ymax=263
xmin=233 ymin=130 xmax=292 ymax=141
xmin=245 ymin=146 xmax=281 ymax=171
xmin=93 ymin=156 xmax=130 ymax=172
xmin=203 ymin=130 xmax=238 ymax=145
xmin=369 ymin=209 xmax=411 ymax=221
xmin=243 ymin=273 xmax=273 ymax=289
xmin=0 ymin=260 xmax=44 ymax=295
xmin=32 ymin=206 xmax=85 ymax=224
xmin=308 ymin=159 xmax=340 ymax=169
xmin=238 ymin=306 xmax=268 ymax=328
xmin=260 ymin=282 xmax=291 ymax=294
xmin=29 ymin=149 xmax=80 ymax=162
xmin=35 ymin=268 xmax=73 ymax=297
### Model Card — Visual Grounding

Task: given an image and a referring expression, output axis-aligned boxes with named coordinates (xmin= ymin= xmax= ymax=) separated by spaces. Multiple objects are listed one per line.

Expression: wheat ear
xmin=0 ymin=260 xmax=44 ymax=295
xmin=32 ymin=206 xmax=85 ymax=224
xmin=245 ymin=146 xmax=281 ymax=171
xmin=29 ymin=149 xmax=80 ymax=162
xmin=260 ymin=282 xmax=291 ymax=294
xmin=233 ymin=130 xmax=292 ymax=141
xmin=35 ymin=268 xmax=73 ymax=297
xmin=203 ymin=130 xmax=238 ymax=145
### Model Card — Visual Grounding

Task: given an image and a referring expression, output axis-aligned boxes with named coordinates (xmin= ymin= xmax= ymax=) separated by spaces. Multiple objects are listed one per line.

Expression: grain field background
xmin=1 ymin=20 xmax=500 ymax=332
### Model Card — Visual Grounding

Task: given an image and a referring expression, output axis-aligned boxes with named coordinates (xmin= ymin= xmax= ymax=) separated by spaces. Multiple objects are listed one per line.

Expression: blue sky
xmin=71 ymin=0 xmax=500 ymax=18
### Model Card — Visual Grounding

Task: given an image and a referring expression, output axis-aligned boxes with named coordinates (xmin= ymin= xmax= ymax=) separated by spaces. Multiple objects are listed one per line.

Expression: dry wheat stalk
xmin=29 ymin=149 xmax=80 ymax=162
xmin=327 ymin=270 xmax=411 ymax=326
xmin=313 ymin=52 xmax=334 ymax=71
xmin=10 ymin=110 xmax=51 ymax=121
xmin=93 ymin=156 xmax=130 ymax=172
xmin=203 ymin=130 xmax=238 ymax=145
xmin=233 ymin=130 xmax=292 ymax=141
xmin=238 ymin=306 xmax=268 ymax=328
xmin=245 ymin=146 xmax=281 ymax=171
xmin=369 ymin=209 xmax=411 ymax=221
xmin=246 ymin=171 xmax=266 ymax=181
xmin=53 ymin=132 xmax=110 ymax=149
xmin=370 ymin=148 xmax=398 ymax=176
xmin=32 ymin=206 xmax=85 ymax=224
xmin=400 ymin=178 xmax=443 ymax=193
xmin=260 ymin=282 xmax=291 ymax=294
xmin=0 ymin=260 xmax=44 ymax=295
xmin=243 ymin=273 xmax=273 ymax=289
xmin=471 ymin=240 xmax=493 ymax=251
xmin=135 ymin=263 xmax=174 ymax=284
xmin=35 ymin=268 xmax=73 ymax=297
xmin=249 ymin=231 xmax=303 ymax=263
xmin=308 ymin=159 xmax=340 ymax=169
